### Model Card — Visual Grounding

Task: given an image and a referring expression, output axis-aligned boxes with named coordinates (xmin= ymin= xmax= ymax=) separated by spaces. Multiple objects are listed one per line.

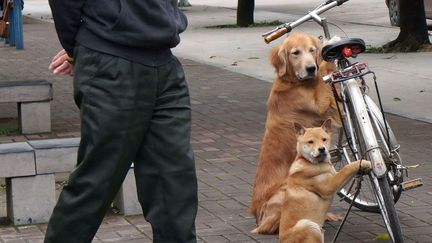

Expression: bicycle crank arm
xmin=401 ymin=178 xmax=423 ymax=191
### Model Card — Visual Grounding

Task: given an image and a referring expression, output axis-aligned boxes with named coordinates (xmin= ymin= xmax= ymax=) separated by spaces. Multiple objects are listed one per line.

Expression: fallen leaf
xmin=405 ymin=164 xmax=420 ymax=168
xmin=375 ymin=233 xmax=390 ymax=241
xmin=384 ymin=55 xmax=397 ymax=59
xmin=393 ymin=97 xmax=401 ymax=101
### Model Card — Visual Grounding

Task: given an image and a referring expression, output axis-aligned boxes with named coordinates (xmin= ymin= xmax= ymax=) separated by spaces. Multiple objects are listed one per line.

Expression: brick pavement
xmin=0 ymin=18 xmax=431 ymax=243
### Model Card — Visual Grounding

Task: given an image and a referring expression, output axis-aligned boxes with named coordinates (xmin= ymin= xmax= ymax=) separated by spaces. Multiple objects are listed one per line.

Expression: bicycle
xmin=262 ymin=0 xmax=423 ymax=242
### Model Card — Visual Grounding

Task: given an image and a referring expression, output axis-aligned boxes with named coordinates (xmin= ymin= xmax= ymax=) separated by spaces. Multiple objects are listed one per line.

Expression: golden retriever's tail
xmin=280 ymin=219 xmax=324 ymax=243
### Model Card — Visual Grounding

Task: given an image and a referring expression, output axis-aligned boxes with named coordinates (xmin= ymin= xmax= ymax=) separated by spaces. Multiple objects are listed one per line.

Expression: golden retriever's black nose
xmin=318 ymin=147 xmax=326 ymax=154
xmin=306 ymin=64 xmax=317 ymax=75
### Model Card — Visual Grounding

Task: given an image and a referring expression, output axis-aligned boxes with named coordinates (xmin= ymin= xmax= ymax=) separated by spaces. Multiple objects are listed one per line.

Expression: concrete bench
xmin=1 ymin=138 xmax=140 ymax=225
xmin=0 ymin=80 xmax=53 ymax=134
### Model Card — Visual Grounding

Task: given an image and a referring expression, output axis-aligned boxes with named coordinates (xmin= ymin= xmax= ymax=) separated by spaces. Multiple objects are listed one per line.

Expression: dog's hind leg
xmin=251 ymin=190 xmax=286 ymax=234
xmin=251 ymin=211 xmax=280 ymax=234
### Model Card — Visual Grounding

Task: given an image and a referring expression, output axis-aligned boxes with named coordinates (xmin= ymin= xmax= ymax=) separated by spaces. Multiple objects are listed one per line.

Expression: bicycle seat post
xmin=321 ymin=18 xmax=331 ymax=40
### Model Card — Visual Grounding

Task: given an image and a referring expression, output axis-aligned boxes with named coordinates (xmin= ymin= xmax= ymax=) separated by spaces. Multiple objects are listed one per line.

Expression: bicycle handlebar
xmin=262 ymin=0 xmax=350 ymax=43
xmin=264 ymin=25 xmax=292 ymax=44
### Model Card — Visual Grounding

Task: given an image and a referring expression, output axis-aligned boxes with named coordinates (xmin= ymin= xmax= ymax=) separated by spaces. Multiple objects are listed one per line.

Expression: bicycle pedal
xmin=401 ymin=178 xmax=423 ymax=191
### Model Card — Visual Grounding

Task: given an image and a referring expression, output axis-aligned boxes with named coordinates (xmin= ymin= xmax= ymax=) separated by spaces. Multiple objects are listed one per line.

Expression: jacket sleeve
xmin=49 ymin=0 xmax=87 ymax=57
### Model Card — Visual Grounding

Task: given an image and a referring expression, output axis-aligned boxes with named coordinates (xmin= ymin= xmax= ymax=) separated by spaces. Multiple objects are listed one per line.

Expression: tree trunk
xmin=178 ymin=0 xmax=191 ymax=7
xmin=237 ymin=0 xmax=254 ymax=27
xmin=383 ymin=0 xmax=430 ymax=52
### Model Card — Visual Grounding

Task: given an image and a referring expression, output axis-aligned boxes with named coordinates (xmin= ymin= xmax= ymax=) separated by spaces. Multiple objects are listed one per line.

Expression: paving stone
xmin=201 ymin=235 xmax=229 ymax=242
xmin=19 ymin=101 xmax=51 ymax=134
xmin=0 ymin=142 xmax=35 ymax=178
xmin=28 ymin=138 xmax=79 ymax=174
xmin=0 ymin=80 xmax=52 ymax=103
xmin=6 ymin=174 xmax=56 ymax=225
xmin=113 ymin=168 xmax=141 ymax=216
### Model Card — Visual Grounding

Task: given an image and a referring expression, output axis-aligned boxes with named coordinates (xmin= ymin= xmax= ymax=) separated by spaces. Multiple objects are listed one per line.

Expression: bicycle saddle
xmin=321 ymin=38 xmax=366 ymax=62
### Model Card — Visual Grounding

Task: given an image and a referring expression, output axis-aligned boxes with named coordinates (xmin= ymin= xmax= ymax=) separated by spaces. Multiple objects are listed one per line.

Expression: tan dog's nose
xmin=318 ymin=147 xmax=326 ymax=154
xmin=306 ymin=64 xmax=317 ymax=75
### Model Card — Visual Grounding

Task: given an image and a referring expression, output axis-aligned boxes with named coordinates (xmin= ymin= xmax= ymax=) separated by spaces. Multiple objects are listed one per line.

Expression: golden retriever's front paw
xmin=326 ymin=212 xmax=343 ymax=222
xmin=251 ymin=227 xmax=260 ymax=234
xmin=359 ymin=160 xmax=372 ymax=170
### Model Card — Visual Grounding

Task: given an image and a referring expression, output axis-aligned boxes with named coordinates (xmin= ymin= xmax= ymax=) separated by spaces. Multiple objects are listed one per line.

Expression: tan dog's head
xmin=294 ymin=119 xmax=332 ymax=164
xmin=270 ymin=32 xmax=322 ymax=82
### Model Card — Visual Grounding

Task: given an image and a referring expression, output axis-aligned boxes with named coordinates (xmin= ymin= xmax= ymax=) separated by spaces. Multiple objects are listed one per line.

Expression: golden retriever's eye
xmin=292 ymin=50 xmax=300 ymax=55
xmin=323 ymin=138 xmax=327 ymax=142
xmin=309 ymin=47 xmax=316 ymax=52
xmin=308 ymin=140 xmax=314 ymax=144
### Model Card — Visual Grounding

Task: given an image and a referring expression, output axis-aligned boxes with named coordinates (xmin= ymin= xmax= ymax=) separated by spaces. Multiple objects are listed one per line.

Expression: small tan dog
xmin=250 ymin=32 xmax=340 ymax=230
xmin=252 ymin=120 xmax=371 ymax=243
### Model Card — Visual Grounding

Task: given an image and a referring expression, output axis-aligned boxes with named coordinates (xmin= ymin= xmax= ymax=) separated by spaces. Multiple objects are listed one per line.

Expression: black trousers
xmin=44 ymin=45 xmax=198 ymax=243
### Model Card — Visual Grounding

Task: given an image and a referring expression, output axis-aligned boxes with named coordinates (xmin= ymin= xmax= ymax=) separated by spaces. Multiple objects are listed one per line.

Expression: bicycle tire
xmin=373 ymin=175 xmax=404 ymax=243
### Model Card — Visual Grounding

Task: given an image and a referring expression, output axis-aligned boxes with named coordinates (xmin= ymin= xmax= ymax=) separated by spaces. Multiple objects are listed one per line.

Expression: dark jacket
xmin=49 ymin=0 xmax=187 ymax=66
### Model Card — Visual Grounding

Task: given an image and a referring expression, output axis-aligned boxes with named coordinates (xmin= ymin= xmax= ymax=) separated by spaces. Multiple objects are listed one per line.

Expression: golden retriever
xmin=251 ymin=120 xmax=371 ymax=242
xmin=249 ymin=32 xmax=341 ymax=233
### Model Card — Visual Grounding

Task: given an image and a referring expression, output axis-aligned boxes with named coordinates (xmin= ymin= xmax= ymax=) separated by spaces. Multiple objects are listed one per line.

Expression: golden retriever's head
xmin=270 ymin=32 xmax=322 ymax=82
xmin=294 ymin=119 xmax=332 ymax=164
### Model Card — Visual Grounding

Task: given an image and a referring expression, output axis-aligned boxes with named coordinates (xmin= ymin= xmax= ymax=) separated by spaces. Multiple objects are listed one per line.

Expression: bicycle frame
xmin=336 ymin=67 xmax=388 ymax=177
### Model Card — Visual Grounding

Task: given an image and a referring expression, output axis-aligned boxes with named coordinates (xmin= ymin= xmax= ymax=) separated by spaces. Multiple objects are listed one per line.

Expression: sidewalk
xmin=0 ymin=1 xmax=431 ymax=242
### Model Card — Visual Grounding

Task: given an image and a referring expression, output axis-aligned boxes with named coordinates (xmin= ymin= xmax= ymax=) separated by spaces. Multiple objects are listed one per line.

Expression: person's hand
xmin=49 ymin=49 xmax=74 ymax=76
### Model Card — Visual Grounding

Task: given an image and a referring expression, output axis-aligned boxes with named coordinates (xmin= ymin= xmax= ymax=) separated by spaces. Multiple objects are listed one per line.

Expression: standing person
xmin=45 ymin=1 xmax=198 ymax=243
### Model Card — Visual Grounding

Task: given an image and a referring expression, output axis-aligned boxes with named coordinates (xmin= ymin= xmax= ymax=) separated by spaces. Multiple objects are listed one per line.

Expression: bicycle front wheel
xmin=335 ymin=96 xmax=403 ymax=212
xmin=339 ymin=78 xmax=404 ymax=242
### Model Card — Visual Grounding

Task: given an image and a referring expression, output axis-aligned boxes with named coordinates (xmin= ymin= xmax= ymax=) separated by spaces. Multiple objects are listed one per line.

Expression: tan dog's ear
xmin=311 ymin=36 xmax=323 ymax=66
xmin=270 ymin=45 xmax=287 ymax=77
xmin=321 ymin=119 xmax=332 ymax=133
xmin=294 ymin=122 xmax=305 ymax=136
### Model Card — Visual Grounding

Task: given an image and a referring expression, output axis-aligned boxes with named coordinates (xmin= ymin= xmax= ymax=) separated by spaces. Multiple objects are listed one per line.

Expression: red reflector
xmin=343 ymin=47 xmax=352 ymax=58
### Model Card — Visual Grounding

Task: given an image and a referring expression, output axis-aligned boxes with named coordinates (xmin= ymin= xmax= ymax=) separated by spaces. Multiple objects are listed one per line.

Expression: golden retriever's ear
xmin=270 ymin=45 xmax=287 ymax=77
xmin=311 ymin=36 xmax=323 ymax=66
xmin=321 ymin=119 xmax=332 ymax=133
xmin=294 ymin=122 xmax=305 ymax=136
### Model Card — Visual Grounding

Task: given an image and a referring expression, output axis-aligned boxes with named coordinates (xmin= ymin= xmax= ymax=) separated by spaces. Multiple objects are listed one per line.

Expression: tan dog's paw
xmin=325 ymin=212 xmax=343 ymax=222
xmin=360 ymin=160 xmax=372 ymax=170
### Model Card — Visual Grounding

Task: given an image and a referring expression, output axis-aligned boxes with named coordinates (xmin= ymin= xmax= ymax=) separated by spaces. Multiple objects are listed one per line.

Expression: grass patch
xmin=0 ymin=117 xmax=18 ymax=136
xmin=0 ymin=127 xmax=17 ymax=136
xmin=364 ymin=45 xmax=384 ymax=53
xmin=365 ymin=43 xmax=432 ymax=53
xmin=206 ymin=20 xmax=284 ymax=29
xmin=0 ymin=217 xmax=12 ymax=227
